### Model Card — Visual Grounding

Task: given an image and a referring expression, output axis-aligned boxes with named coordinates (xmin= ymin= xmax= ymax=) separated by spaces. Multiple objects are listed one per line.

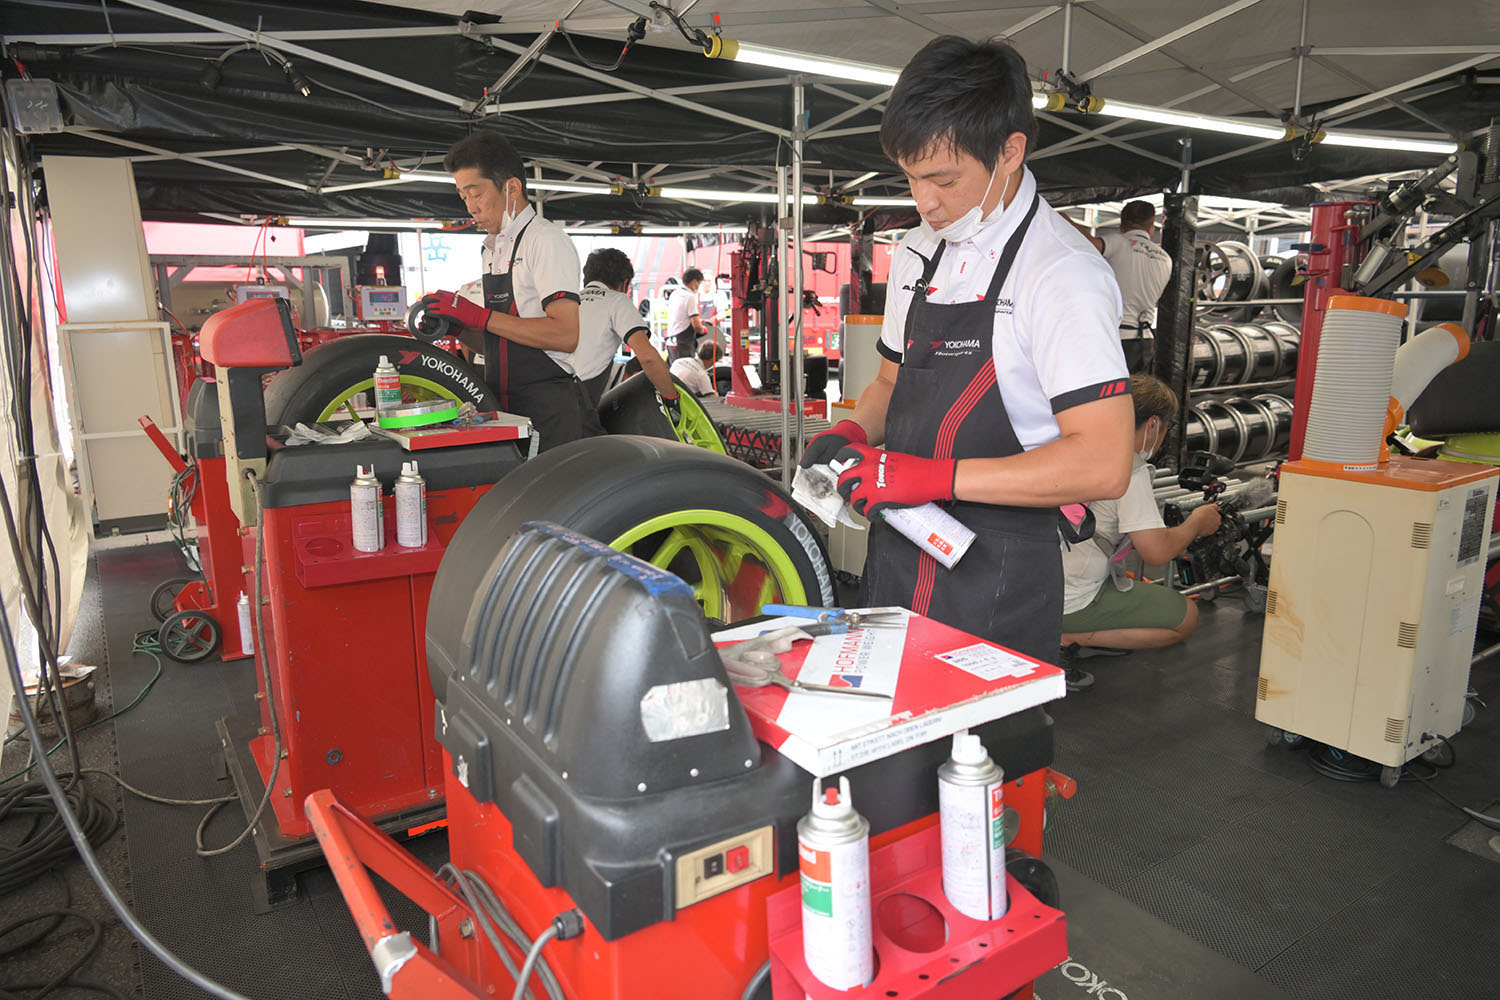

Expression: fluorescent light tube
xmin=851 ymin=196 xmax=915 ymax=207
xmin=642 ymin=226 xmax=749 ymax=235
xmin=287 ymin=217 xmax=450 ymax=230
xmin=657 ymin=186 xmax=820 ymax=205
xmin=1320 ymin=132 xmax=1457 ymax=154
xmin=532 ymin=180 xmax=615 ymax=194
xmin=1097 ymin=100 xmax=1290 ymax=141
xmin=705 ymin=38 xmax=897 ymax=87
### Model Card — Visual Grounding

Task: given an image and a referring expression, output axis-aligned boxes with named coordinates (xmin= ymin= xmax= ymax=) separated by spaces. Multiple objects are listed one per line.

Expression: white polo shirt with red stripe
xmin=1100 ymin=227 xmax=1173 ymax=335
xmin=481 ymin=204 xmax=582 ymax=372
xmin=879 ymin=167 xmax=1129 ymax=452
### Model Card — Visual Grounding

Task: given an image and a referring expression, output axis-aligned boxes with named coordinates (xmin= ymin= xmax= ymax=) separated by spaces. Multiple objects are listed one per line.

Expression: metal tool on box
xmin=759 ymin=604 xmax=906 ymax=631
xmin=721 ymin=626 xmax=891 ymax=699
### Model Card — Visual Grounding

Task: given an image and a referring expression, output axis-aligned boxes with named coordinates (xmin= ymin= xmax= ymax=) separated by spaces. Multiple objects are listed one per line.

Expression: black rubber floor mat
xmin=0 ymin=554 xmax=140 ymax=997
xmin=1257 ymin=846 xmax=1500 ymax=1000
xmin=1043 ymin=754 xmax=1229 ymax=890
xmin=96 ymin=543 xmax=377 ymax=999
xmin=1034 ymin=859 xmax=1291 ymax=1000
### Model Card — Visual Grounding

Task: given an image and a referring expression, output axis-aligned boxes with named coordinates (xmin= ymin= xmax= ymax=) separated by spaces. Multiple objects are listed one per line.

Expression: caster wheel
xmin=158 ymin=610 xmax=221 ymax=663
xmin=1379 ymin=765 xmax=1401 ymax=789
xmin=1198 ymin=587 xmax=1218 ymax=603
xmin=1243 ymin=584 xmax=1267 ymax=614
xmin=1419 ymin=741 xmax=1455 ymax=767
xmin=150 ymin=577 xmax=195 ymax=622
xmin=1264 ymin=726 xmax=1305 ymax=748
xmin=1462 ymin=699 xmax=1477 ymax=728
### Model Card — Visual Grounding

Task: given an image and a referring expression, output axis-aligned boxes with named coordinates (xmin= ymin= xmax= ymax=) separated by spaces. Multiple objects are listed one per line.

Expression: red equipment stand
xmin=725 ymin=250 xmax=826 ymax=417
xmin=766 ymin=824 xmax=1066 ymax=999
xmin=307 ymin=762 xmax=1071 ymax=1000
xmin=139 ymin=388 xmax=250 ymax=660
xmin=216 ymin=446 xmax=517 ymax=909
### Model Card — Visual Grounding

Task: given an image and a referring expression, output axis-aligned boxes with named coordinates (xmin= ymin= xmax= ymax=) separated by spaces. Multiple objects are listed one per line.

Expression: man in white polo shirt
xmin=1070 ymin=201 xmax=1173 ymax=373
xmin=574 ymin=247 xmax=681 ymax=418
xmin=418 ymin=130 xmax=603 ymax=452
xmin=799 ymin=35 xmax=1134 ymax=669
xmin=664 ymin=268 xmax=706 ymax=361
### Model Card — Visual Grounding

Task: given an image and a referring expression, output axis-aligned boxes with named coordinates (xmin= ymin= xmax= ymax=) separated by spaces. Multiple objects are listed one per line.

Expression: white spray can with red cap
xmin=938 ymin=729 xmax=1007 ymax=920
xmin=797 ymin=775 xmax=873 ymax=990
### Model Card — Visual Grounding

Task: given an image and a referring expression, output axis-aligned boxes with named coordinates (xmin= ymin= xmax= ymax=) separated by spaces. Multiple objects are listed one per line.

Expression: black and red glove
xmin=418 ymin=290 xmax=491 ymax=332
xmin=799 ymin=419 xmax=867 ymax=470
xmin=833 ymin=444 xmax=956 ymax=519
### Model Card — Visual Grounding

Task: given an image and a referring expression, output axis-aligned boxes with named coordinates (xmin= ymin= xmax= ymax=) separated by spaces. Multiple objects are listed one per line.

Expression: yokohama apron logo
xmin=929 ymin=338 xmax=983 ymax=357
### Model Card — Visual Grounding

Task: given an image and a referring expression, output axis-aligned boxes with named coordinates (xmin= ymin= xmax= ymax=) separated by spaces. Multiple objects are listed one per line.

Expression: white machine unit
xmin=1256 ymin=457 xmax=1497 ymax=772
xmin=235 ymin=284 xmax=291 ymax=305
xmin=356 ymin=285 xmax=408 ymax=322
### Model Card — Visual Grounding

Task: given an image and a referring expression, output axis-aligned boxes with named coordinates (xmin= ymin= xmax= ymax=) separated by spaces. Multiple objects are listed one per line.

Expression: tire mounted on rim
xmin=426 ymin=435 xmax=836 ymax=697
xmin=263 ymin=334 xmax=496 ymax=426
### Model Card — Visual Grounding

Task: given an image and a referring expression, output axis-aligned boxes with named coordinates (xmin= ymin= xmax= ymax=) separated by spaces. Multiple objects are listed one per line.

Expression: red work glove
xmin=834 ymin=443 xmax=956 ymax=519
xmin=419 ymin=290 xmax=491 ymax=332
xmin=799 ymin=419 xmax=867 ymax=470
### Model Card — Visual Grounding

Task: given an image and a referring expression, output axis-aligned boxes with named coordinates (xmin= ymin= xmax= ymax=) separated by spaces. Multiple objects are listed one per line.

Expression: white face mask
xmin=1136 ymin=418 xmax=1161 ymax=464
xmin=500 ymin=183 xmax=520 ymax=232
xmin=921 ymin=165 xmax=1012 ymax=244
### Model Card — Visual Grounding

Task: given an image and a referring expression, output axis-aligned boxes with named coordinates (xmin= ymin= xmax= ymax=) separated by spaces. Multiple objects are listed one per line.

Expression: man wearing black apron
xmin=420 ymin=131 xmax=603 ymax=452
xmin=800 ymin=36 xmax=1135 ymax=669
xmin=665 ymin=268 xmax=707 ymax=361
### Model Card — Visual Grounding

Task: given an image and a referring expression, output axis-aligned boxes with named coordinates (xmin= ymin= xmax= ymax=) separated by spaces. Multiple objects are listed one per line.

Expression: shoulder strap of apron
xmin=504 ymin=220 xmax=533 ymax=313
xmin=979 ymin=192 xmax=1040 ymax=305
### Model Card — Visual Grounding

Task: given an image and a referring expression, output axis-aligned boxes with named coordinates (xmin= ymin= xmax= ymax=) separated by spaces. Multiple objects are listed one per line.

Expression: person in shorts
xmin=1059 ymin=375 xmax=1222 ymax=685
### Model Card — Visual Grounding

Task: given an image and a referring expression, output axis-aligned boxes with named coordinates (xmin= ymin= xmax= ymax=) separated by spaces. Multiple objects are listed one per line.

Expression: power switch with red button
xmin=726 ymin=845 xmax=750 ymax=874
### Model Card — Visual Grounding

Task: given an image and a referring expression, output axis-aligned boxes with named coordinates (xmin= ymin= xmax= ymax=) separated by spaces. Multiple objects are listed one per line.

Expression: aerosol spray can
xmin=394 ymin=461 xmax=427 ymax=548
xmin=235 ymin=592 xmax=255 ymax=656
xmin=351 ymin=465 xmax=384 ymax=552
xmin=883 ymin=503 xmax=976 ymax=570
xmin=373 ymin=355 xmax=402 ymax=411
xmin=798 ymin=775 xmax=873 ymax=990
xmin=938 ymin=730 xmax=1007 ymax=920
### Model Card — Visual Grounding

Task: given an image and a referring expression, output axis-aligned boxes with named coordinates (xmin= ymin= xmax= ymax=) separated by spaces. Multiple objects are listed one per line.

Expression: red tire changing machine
xmin=302 ymin=513 xmax=1076 ymax=997
xmin=194 ymin=297 xmax=528 ymax=906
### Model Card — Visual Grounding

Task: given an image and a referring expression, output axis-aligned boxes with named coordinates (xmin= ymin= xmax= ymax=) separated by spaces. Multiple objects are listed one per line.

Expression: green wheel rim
xmin=609 ymin=509 xmax=805 ymax=621
xmin=314 ymin=375 xmax=465 ymax=422
xmin=667 ymin=395 xmax=727 ymax=454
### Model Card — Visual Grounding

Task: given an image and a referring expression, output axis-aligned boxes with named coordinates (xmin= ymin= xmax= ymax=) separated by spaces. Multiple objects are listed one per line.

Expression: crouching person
xmin=1058 ymin=375 xmax=1222 ymax=689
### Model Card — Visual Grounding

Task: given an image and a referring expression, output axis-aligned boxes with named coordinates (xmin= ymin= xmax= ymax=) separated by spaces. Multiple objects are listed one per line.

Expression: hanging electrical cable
xmin=0 ymin=93 xmax=254 ymax=1000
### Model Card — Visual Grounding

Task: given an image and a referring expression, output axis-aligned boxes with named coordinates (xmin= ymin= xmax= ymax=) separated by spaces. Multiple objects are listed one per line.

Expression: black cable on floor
xmin=0 ymin=630 xmax=168 ymax=787
xmin=1305 ymin=743 xmax=1380 ymax=782
xmin=0 ymin=773 xmax=119 ymax=897
xmin=0 ymin=872 xmax=128 ymax=1000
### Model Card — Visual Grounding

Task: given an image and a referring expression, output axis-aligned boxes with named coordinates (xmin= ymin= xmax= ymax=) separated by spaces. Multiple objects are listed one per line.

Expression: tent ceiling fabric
xmin=4 ymin=0 xmax=1498 ymax=227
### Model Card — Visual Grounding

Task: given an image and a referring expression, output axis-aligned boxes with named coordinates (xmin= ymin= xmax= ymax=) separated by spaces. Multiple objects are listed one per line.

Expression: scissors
xmin=720 ymin=626 xmax=891 ymax=699
xmin=759 ymin=605 xmax=906 ymax=631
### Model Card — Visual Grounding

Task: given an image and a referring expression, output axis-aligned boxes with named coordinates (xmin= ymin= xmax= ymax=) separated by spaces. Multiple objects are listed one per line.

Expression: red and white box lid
xmin=713 ymin=609 xmax=1065 ymax=777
